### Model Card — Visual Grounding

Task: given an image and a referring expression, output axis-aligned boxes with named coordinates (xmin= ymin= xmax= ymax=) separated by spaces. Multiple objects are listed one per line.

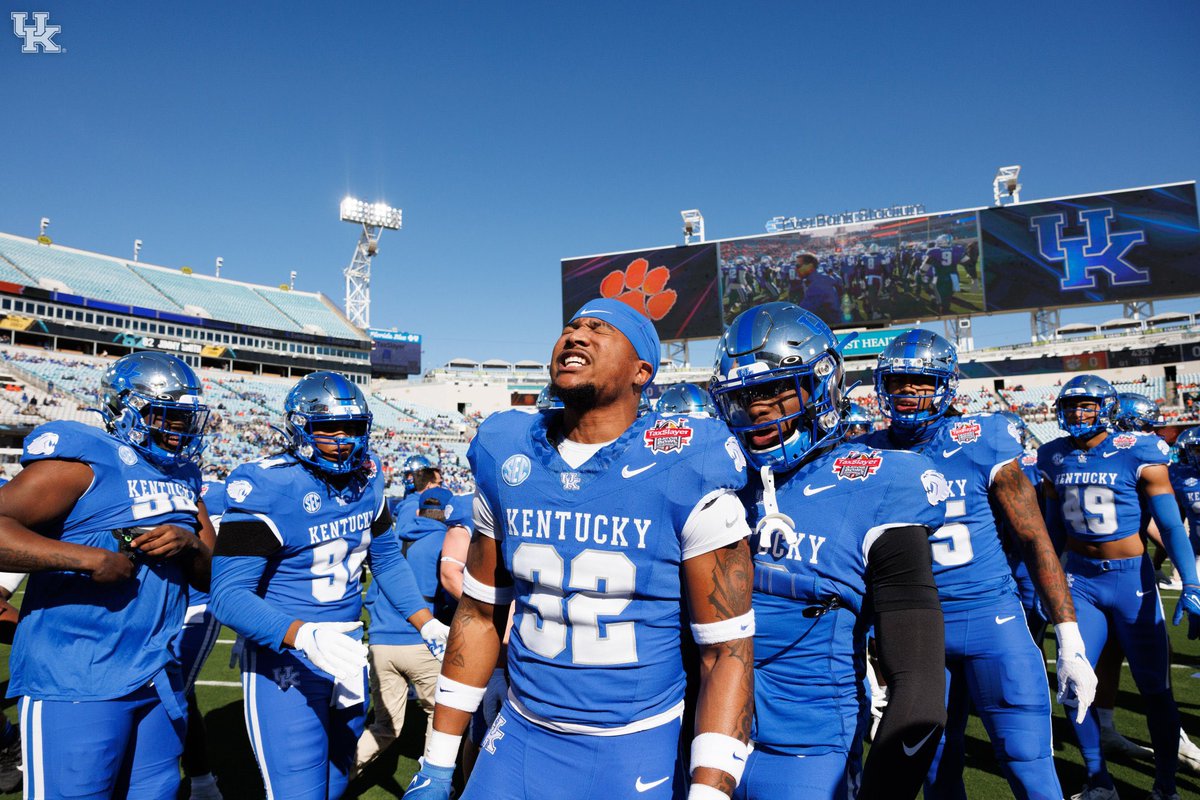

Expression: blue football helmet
xmin=403 ymin=453 xmax=435 ymax=492
xmin=711 ymin=302 xmax=847 ymax=472
xmin=996 ymin=410 xmax=1028 ymax=447
xmin=657 ymin=383 xmax=714 ymax=416
xmin=284 ymin=371 xmax=373 ymax=474
xmin=874 ymin=329 xmax=959 ymax=430
xmin=1114 ymin=391 xmax=1161 ymax=432
xmin=1055 ymin=375 xmax=1117 ymax=440
xmin=101 ymin=351 xmax=209 ymax=467
xmin=1175 ymin=426 xmax=1200 ymax=469
xmin=638 ymin=391 xmax=651 ymax=417
xmin=536 ymin=385 xmax=563 ymax=411
xmin=844 ymin=402 xmax=872 ymax=436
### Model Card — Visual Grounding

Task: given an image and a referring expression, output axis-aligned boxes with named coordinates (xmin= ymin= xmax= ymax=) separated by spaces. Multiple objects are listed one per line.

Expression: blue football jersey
xmin=747 ymin=442 xmax=947 ymax=754
xmin=8 ymin=421 xmax=201 ymax=701
xmin=469 ymin=410 xmax=747 ymax=730
xmin=859 ymin=413 xmax=1023 ymax=608
xmin=1038 ymin=431 xmax=1170 ymax=544
xmin=190 ymin=479 xmax=227 ymax=607
xmin=1168 ymin=462 xmax=1200 ymax=533
xmin=218 ymin=453 xmax=389 ymax=624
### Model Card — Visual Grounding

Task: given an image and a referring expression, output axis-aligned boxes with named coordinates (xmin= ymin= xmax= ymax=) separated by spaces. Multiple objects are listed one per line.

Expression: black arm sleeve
xmin=372 ymin=501 xmax=394 ymax=535
xmin=213 ymin=519 xmax=282 ymax=558
xmin=859 ymin=525 xmax=947 ymax=800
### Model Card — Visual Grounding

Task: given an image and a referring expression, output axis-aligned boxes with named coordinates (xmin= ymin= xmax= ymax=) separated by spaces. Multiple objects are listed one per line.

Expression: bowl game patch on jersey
xmin=831 ymin=451 xmax=883 ymax=480
xmin=949 ymin=420 xmax=982 ymax=444
xmin=644 ymin=419 xmax=694 ymax=454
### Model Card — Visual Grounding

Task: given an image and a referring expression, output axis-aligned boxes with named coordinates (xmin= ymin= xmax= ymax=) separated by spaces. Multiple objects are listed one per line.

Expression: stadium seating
xmin=0 ymin=236 xmax=179 ymax=310
xmin=128 ymin=266 xmax=301 ymax=332
xmin=253 ymin=286 xmax=360 ymax=339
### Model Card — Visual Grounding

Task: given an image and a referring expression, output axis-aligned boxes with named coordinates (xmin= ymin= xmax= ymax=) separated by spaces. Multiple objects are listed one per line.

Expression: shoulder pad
xmin=21 ymin=421 xmax=121 ymax=467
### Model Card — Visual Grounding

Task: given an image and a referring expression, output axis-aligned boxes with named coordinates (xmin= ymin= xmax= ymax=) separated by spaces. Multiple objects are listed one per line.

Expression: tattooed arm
xmin=682 ymin=538 xmax=755 ymax=796
xmin=0 ymin=459 xmax=134 ymax=582
xmin=990 ymin=459 xmax=1075 ymax=624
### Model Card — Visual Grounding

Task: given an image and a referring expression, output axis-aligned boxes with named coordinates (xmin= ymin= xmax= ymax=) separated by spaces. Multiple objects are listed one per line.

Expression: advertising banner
xmin=561 ymin=243 xmax=722 ymax=340
xmin=718 ymin=211 xmax=983 ymax=329
xmin=981 ymin=182 xmax=1200 ymax=312
xmin=839 ymin=328 xmax=907 ymax=359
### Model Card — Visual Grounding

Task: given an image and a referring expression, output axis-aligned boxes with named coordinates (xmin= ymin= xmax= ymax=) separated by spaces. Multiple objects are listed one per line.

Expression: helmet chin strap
xmin=755 ymin=465 xmax=798 ymax=550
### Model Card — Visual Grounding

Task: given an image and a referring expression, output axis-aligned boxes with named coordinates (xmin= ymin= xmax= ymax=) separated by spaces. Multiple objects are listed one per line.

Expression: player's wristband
xmin=434 ymin=674 xmax=487 ymax=713
xmin=690 ymin=610 xmax=755 ymax=645
xmin=687 ymin=785 xmax=730 ymax=800
xmin=690 ymin=732 xmax=750 ymax=785
xmin=423 ymin=729 xmax=462 ymax=769
xmin=1054 ymin=621 xmax=1085 ymax=656
xmin=462 ymin=568 xmax=514 ymax=606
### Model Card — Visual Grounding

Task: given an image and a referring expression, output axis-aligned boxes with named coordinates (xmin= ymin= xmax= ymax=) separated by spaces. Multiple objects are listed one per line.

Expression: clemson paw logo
xmin=599 ymin=258 xmax=677 ymax=321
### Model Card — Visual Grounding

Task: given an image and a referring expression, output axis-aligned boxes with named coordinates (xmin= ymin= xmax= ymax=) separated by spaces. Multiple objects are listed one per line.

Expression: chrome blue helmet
xmin=101 ymin=352 xmax=209 ymax=467
xmin=996 ymin=410 xmax=1028 ymax=447
xmin=638 ymin=391 xmax=651 ymax=417
xmin=874 ymin=329 xmax=959 ymax=430
xmin=1176 ymin=426 xmax=1200 ymax=469
xmin=844 ymin=402 xmax=872 ymax=436
xmin=711 ymin=302 xmax=847 ymax=472
xmin=536 ymin=385 xmax=563 ymax=411
xmin=1114 ymin=392 xmax=1161 ymax=432
xmin=1055 ymin=375 xmax=1117 ymax=440
xmin=284 ymin=371 xmax=372 ymax=474
xmin=657 ymin=383 xmax=714 ymax=416
xmin=402 ymin=453 xmax=435 ymax=492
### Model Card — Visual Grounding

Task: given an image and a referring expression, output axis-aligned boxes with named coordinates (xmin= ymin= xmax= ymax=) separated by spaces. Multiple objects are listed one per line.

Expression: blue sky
xmin=3 ymin=2 xmax=1199 ymax=371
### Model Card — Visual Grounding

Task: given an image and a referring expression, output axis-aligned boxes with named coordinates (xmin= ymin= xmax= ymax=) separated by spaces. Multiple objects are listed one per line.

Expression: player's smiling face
xmin=884 ymin=373 xmax=936 ymax=415
xmin=741 ymin=378 xmax=806 ymax=450
xmin=551 ymin=316 xmax=642 ymax=401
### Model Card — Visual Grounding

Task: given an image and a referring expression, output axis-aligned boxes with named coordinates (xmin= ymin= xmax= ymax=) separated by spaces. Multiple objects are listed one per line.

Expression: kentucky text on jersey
xmin=503 ymin=508 xmax=652 ymax=549
xmin=1054 ymin=472 xmax=1119 ymax=485
xmin=309 ymin=510 xmax=375 ymax=543
xmin=127 ymin=479 xmax=196 ymax=501
xmin=757 ymin=532 xmax=827 ymax=563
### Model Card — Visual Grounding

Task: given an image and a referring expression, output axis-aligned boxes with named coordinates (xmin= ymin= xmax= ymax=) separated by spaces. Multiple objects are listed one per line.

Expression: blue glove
xmin=1171 ymin=584 xmax=1200 ymax=640
xmin=403 ymin=759 xmax=454 ymax=799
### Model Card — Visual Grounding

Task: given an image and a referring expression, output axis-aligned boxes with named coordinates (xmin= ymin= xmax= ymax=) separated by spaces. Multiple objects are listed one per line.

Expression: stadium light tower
xmin=133 ymin=239 xmax=142 ymax=262
xmin=993 ymin=166 xmax=1022 ymax=206
xmin=340 ymin=196 xmax=402 ymax=329
xmin=215 ymin=257 xmax=223 ymax=278
xmin=681 ymin=209 xmax=705 ymax=245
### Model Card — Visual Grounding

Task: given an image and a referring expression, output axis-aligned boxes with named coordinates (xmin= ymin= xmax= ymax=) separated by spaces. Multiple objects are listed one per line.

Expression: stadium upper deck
xmin=0 ymin=232 xmax=372 ymax=380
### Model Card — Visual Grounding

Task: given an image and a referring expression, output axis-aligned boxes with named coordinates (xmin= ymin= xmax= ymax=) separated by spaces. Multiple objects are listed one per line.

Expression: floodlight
xmin=39 ymin=217 xmax=49 ymax=236
xmin=133 ymin=239 xmax=143 ymax=262
xmin=289 ymin=270 xmax=297 ymax=290
xmin=215 ymin=257 xmax=223 ymax=278
xmin=681 ymin=209 xmax=705 ymax=245
xmin=340 ymin=196 xmax=403 ymax=230
xmin=993 ymin=166 xmax=1022 ymax=206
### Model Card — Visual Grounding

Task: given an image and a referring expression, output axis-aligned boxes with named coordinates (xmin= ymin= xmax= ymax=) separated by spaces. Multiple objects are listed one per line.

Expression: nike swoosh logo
xmin=902 ymin=726 xmax=939 ymax=756
xmin=803 ymin=484 xmax=835 ymax=496
xmin=409 ymin=777 xmax=431 ymax=791
xmin=995 ymin=615 xmax=1016 ymax=625
xmin=1136 ymin=590 xmax=1148 ymax=597
xmin=635 ymin=776 xmax=670 ymax=792
xmin=622 ymin=463 xmax=656 ymax=479
xmin=1103 ymin=451 xmax=1119 ymax=458
xmin=943 ymin=447 xmax=962 ymax=458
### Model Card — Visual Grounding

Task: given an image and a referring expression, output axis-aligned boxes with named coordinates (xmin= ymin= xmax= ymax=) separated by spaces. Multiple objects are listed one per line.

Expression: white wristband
xmin=690 ymin=610 xmax=755 ymax=645
xmin=688 ymin=785 xmax=730 ymax=800
xmin=462 ymin=568 xmax=515 ymax=606
xmin=423 ymin=729 xmax=462 ymax=769
xmin=434 ymin=674 xmax=487 ymax=713
xmin=690 ymin=732 xmax=750 ymax=785
xmin=1055 ymin=621 xmax=1085 ymax=655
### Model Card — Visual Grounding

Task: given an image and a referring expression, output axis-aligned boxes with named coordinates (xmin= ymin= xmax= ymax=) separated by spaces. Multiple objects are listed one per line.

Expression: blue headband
xmin=569 ymin=298 xmax=660 ymax=383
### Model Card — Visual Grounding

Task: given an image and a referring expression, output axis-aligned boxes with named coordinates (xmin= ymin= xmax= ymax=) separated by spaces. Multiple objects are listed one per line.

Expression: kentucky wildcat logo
xmin=644 ymin=419 xmax=694 ymax=454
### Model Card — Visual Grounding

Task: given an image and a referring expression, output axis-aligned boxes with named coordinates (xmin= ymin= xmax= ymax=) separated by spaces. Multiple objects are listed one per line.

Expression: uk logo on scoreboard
xmin=1029 ymin=208 xmax=1148 ymax=291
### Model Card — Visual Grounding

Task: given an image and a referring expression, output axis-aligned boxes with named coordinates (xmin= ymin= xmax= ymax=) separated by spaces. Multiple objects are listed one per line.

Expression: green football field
xmin=1 ymin=590 xmax=1197 ymax=799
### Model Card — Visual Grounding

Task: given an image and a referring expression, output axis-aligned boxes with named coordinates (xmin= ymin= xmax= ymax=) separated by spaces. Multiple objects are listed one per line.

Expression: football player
xmin=210 ymin=371 xmax=449 ymax=800
xmin=995 ymin=410 xmax=1050 ymax=640
xmin=405 ymin=298 xmax=754 ymax=800
xmin=711 ymin=303 xmax=948 ymax=799
xmin=0 ymin=351 xmax=214 ymax=798
xmin=657 ymin=383 xmax=715 ymax=417
xmin=859 ymin=330 xmax=1095 ymax=800
xmin=1162 ymin=425 xmax=1200 ymax=774
xmin=1039 ymin=375 xmax=1200 ymax=800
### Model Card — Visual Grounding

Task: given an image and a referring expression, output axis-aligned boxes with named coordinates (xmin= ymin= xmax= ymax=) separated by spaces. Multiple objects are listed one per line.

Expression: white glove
xmin=421 ymin=618 xmax=450 ymax=662
xmin=294 ymin=621 xmax=368 ymax=681
xmin=1055 ymin=621 xmax=1097 ymax=724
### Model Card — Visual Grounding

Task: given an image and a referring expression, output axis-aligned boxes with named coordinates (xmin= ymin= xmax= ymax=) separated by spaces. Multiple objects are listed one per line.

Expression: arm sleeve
xmin=680 ymin=490 xmax=751 ymax=560
xmin=209 ymin=553 xmax=296 ymax=652
xmin=1148 ymin=491 xmax=1200 ymax=586
xmin=860 ymin=527 xmax=947 ymax=799
xmin=368 ymin=529 xmax=428 ymax=620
